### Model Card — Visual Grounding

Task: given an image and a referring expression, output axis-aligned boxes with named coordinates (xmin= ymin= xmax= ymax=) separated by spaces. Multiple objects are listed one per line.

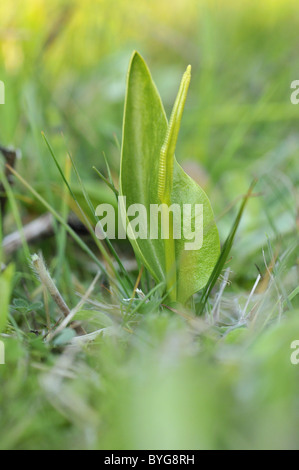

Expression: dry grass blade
xmin=47 ymin=271 xmax=101 ymax=342
xmin=31 ymin=253 xmax=86 ymax=336
xmin=0 ymin=145 xmax=19 ymax=221
xmin=3 ymin=213 xmax=54 ymax=256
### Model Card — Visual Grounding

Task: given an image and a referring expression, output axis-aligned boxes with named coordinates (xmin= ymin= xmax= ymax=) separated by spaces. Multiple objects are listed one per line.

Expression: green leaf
xmin=0 ymin=264 xmax=15 ymax=333
xmin=52 ymin=328 xmax=76 ymax=346
xmin=13 ymin=298 xmax=30 ymax=311
xmin=120 ymin=52 xmax=220 ymax=304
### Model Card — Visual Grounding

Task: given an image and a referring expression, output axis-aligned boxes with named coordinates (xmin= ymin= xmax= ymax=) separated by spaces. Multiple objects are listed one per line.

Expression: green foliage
xmin=120 ymin=52 xmax=220 ymax=303
xmin=197 ymin=181 xmax=256 ymax=314
xmin=1 ymin=312 xmax=299 ymax=449
xmin=0 ymin=0 xmax=298 ymax=452
xmin=0 ymin=264 xmax=14 ymax=333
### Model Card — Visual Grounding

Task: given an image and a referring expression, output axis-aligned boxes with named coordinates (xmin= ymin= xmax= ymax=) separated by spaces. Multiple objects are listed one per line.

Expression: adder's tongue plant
xmin=120 ymin=52 xmax=220 ymax=304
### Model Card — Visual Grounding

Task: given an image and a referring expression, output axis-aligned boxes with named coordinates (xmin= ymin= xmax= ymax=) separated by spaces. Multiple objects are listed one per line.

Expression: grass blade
xmin=42 ymin=132 xmax=132 ymax=295
xmin=197 ymin=180 xmax=257 ymax=315
xmin=6 ymin=164 xmax=113 ymax=281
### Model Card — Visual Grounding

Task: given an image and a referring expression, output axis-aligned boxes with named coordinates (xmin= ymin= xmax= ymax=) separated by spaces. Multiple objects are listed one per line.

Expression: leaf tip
xmin=130 ymin=50 xmax=144 ymax=67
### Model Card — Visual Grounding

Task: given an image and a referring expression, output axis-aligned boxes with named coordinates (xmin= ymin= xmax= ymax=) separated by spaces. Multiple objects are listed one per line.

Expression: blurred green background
xmin=1 ymin=0 xmax=298 ymax=272
xmin=0 ymin=0 xmax=298 ymax=450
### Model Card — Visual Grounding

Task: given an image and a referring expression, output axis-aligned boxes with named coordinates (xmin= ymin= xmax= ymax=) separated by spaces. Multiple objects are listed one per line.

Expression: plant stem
xmin=158 ymin=65 xmax=191 ymax=302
